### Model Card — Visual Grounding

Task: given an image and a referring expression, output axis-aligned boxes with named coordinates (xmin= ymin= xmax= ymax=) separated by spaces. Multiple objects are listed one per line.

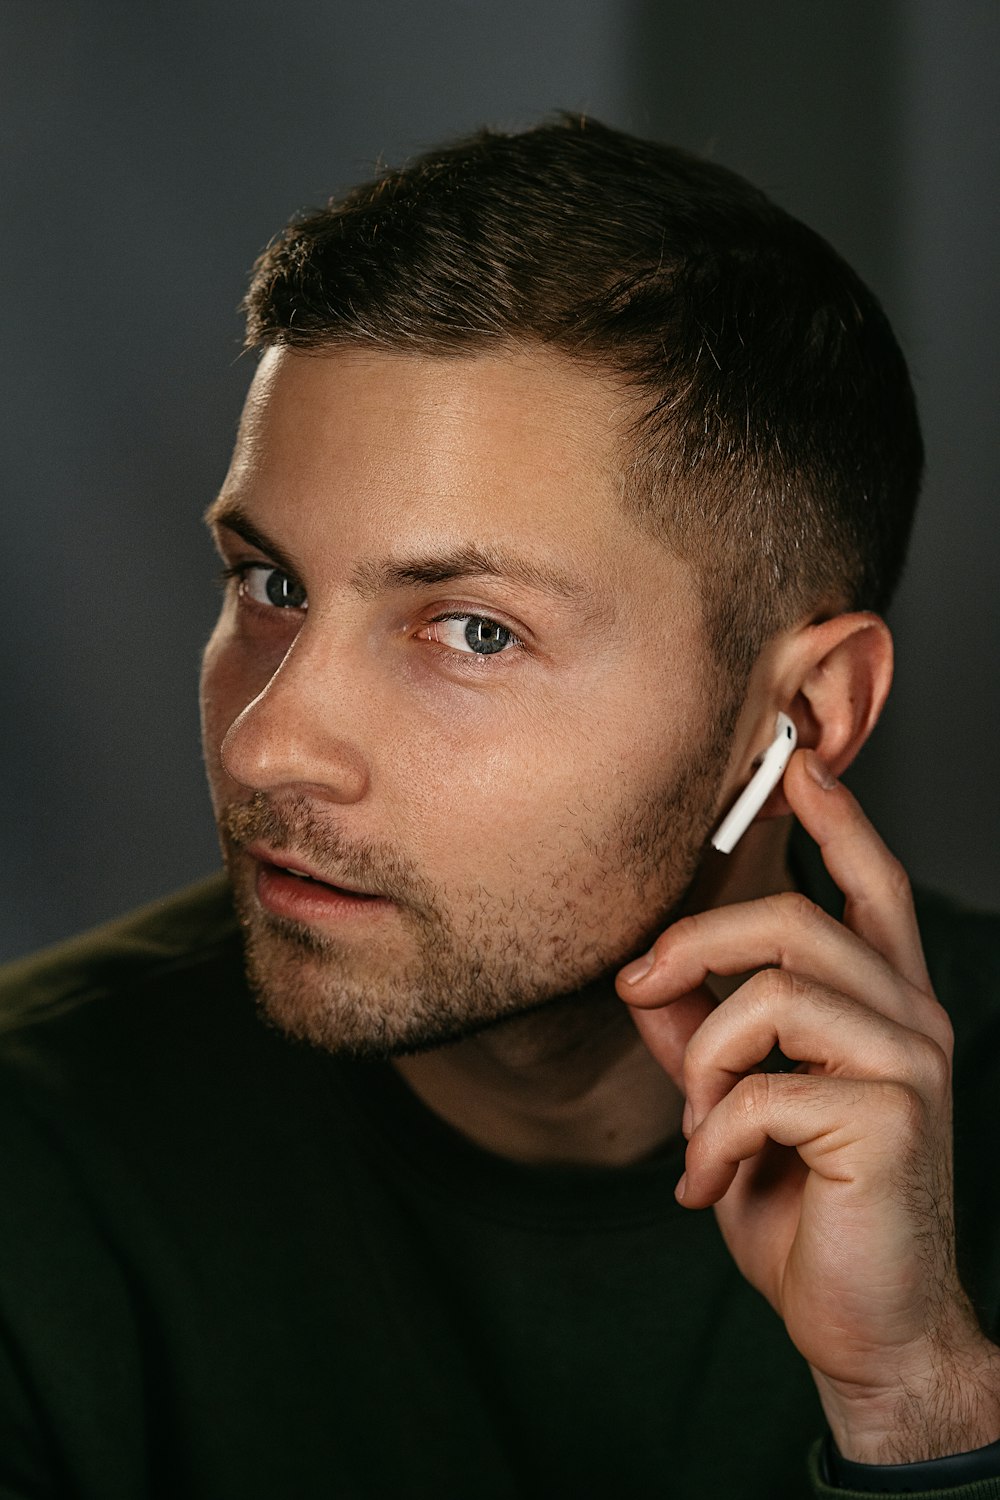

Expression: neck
xmin=393 ymin=986 xmax=684 ymax=1167
xmin=392 ymin=818 xmax=796 ymax=1167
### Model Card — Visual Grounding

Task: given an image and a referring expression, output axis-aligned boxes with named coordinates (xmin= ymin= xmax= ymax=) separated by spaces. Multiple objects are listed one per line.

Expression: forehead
xmin=233 ymin=343 xmax=624 ymax=503
xmin=223 ymin=345 xmax=692 ymax=620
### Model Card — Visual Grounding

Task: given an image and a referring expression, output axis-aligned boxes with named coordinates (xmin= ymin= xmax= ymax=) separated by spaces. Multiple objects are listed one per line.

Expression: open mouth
xmin=243 ymin=841 xmax=394 ymax=923
xmin=272 ymin=865 xmax=379 ymax=899
xmin=276 ymin=864 xmax=332 ymax=886
xmin=255 ymin=856 xmax=385 ymax=912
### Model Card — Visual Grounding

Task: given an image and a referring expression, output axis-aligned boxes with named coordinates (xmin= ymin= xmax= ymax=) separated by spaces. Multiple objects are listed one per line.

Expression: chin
xmin=240 ymin=909 xmax=630 ymax=1064
xmin=249 ymin=968 xmax=560 ymax=1062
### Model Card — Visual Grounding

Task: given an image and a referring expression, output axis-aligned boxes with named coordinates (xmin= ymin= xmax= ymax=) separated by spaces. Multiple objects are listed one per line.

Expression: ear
xmin=759 ymin=612 xmax=894 ymax=820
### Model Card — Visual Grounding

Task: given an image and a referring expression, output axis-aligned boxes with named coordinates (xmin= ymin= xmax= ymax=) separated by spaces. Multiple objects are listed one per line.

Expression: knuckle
xmin=931 ymin=1006 xmax=956 ymax=1060
xmin=910 ymin=1032 xmax=952 ymax=1097
xmin=767 ymin=888 xmax=821 ymax=924
xmin=764 ymin=891 xmax=826 ymax=937
xmin=736 ymin=1070 xmax=773 ymax=1119
xmin=881 ymin=1079 xmax=927 ymax=1136
xmin=881 ymin=854 xmax=913 ymax=907
xmin=744 ymin=965 xmax=799 ymax=1010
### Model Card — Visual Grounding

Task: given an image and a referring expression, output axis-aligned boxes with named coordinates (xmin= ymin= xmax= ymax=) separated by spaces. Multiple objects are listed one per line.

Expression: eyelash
xmin=217 ymin=562 xmax=307 ymax=608
xmin=218 ymin=565 xmax=525 ymax=659
xmin=425 ymin=611 xmax=526 ymax=657
xmin=217 ymin=562 xmax=270 ymax=589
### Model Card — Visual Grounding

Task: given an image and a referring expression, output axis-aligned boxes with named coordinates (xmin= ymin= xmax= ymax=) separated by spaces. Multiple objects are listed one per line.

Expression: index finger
xmin=784 ymin=749 xmax=931 ymax=992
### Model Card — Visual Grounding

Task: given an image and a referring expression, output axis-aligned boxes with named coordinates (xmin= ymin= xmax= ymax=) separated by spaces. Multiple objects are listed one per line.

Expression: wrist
xmin=814 ymin=1334 xmax=1000 ymax=1465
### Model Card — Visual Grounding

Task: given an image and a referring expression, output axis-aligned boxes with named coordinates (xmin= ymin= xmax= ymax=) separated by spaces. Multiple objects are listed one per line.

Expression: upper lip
xmin=246 ymin=843 xmax=378 ymax=897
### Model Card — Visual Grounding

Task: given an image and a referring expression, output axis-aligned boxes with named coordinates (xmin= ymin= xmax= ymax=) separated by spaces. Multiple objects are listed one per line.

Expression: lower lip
xmin=255 ymin=862 xmax=396 ymax=925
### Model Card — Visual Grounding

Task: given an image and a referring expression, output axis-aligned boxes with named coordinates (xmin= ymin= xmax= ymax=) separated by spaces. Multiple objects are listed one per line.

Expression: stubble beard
xmin=219 ymin=712 xmax=733 ymax=1061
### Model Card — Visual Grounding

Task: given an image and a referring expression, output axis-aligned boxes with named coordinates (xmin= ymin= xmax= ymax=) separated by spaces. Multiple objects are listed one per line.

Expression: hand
xmin=616 ymin=749 xmax=1000 ymax=1464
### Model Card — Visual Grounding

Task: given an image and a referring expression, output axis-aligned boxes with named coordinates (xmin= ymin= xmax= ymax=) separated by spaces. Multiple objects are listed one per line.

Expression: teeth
xmin=281 ymin=866 xmax=313 ymax=880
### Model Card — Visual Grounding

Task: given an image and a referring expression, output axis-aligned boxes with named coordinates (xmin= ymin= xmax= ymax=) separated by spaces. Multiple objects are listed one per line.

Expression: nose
xmin=219 ymin=627 xmax=370 ymax=805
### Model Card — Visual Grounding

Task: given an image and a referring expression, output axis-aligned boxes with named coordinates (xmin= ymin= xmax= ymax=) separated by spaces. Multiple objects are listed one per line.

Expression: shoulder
xmin=0 ymin=873 xmax=242 ymax=1042
xmin=0 ymin=874 xmax=254 ymax=1204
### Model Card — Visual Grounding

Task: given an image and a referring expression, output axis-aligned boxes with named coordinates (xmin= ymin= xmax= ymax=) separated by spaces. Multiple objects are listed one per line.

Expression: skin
xmin=201 ymin=343 xmax=1000 ymax=1466
xmin=202 ymin=345 xmax=745 ymax=1107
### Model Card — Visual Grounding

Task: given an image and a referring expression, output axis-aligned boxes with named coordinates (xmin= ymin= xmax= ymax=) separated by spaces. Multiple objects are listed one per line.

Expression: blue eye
xmin=226 ymin=564 xmax=308 ymax=611
xmin=427 ymin=613 xmax=521 ymax=656
xmin=462 ymin=617 xmax=513 ymax=655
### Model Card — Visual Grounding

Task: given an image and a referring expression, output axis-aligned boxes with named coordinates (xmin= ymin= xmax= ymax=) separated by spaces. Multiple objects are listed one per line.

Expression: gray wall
xmin=1 ymin=1 xmax=997 ymax=961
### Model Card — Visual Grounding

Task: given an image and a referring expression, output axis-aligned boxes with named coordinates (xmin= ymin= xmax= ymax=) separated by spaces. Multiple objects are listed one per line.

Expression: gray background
xmin=1 ymin=0 xmax=997 ymax=961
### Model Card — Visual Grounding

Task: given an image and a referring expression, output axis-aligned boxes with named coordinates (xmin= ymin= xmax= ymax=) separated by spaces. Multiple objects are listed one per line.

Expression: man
xmin=2 ymin=116 xmax=999 ymax=1498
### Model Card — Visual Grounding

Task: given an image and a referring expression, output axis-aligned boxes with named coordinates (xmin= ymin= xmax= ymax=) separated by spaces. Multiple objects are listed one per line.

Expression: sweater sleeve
xmin=809 ymin=1436 xmax=1000 ymax=1497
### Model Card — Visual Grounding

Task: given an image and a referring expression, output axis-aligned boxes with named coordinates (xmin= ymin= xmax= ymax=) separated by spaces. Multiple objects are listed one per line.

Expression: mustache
xmin=219 ymin=793 xmax=436 ymax=914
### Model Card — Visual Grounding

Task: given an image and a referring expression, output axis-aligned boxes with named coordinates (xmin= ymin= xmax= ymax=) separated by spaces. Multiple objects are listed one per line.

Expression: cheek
xmin=386 ymin=681 xmax=677 ymax=890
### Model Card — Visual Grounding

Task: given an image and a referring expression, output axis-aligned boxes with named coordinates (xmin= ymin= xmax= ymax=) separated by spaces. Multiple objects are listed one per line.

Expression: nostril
xmin=218 ymin=698 xmax=370 ymax=805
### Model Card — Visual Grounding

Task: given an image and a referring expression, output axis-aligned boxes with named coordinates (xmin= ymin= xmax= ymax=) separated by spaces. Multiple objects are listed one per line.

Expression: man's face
xmin=201 ymin=345 xmax=735 ymax=1057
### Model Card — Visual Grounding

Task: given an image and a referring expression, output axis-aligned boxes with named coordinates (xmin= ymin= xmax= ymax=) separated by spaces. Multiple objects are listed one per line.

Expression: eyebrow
xmin=206 ymin=497 xmax=594 ymax=608
xmin=350 ymin=543 xmax=589 ymax=604
xmin=205 ymin=499 xmax=302 ymax=580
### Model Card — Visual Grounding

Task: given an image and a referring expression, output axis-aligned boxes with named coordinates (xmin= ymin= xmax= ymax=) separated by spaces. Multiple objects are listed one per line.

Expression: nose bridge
xmin=221 ymin=616 xmax=370 ymax=800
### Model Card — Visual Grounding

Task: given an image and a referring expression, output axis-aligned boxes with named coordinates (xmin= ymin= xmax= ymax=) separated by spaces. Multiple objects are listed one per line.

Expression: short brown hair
xmin=243 ymin=115 xmax=923 ymax=681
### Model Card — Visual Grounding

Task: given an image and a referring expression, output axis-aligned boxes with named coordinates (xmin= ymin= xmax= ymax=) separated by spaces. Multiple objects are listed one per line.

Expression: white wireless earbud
xmin=711 ymin=712 xmax=798 ymax=854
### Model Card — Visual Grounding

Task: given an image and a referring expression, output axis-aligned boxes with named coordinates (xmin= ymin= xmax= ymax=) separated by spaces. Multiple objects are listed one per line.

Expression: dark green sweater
xmin=1 ymin=866 xmax=999 ymax=1500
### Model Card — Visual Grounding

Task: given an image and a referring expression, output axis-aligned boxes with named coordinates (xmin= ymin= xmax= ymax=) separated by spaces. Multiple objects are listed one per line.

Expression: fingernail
xmin=675 ymin=1172 xmax=687 ymax=1203
xmin=619 ymin=949 xmax=655 ymax=985
xmin=681 ymin=1100 xmax=693 ymax=1139
xmin=805 ymin=752 xmax=837 ymax=791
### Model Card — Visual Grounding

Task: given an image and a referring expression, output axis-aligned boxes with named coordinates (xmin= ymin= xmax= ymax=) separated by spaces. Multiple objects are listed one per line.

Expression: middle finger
xmin=676 ymin=966 xmax=950 ymax=1132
